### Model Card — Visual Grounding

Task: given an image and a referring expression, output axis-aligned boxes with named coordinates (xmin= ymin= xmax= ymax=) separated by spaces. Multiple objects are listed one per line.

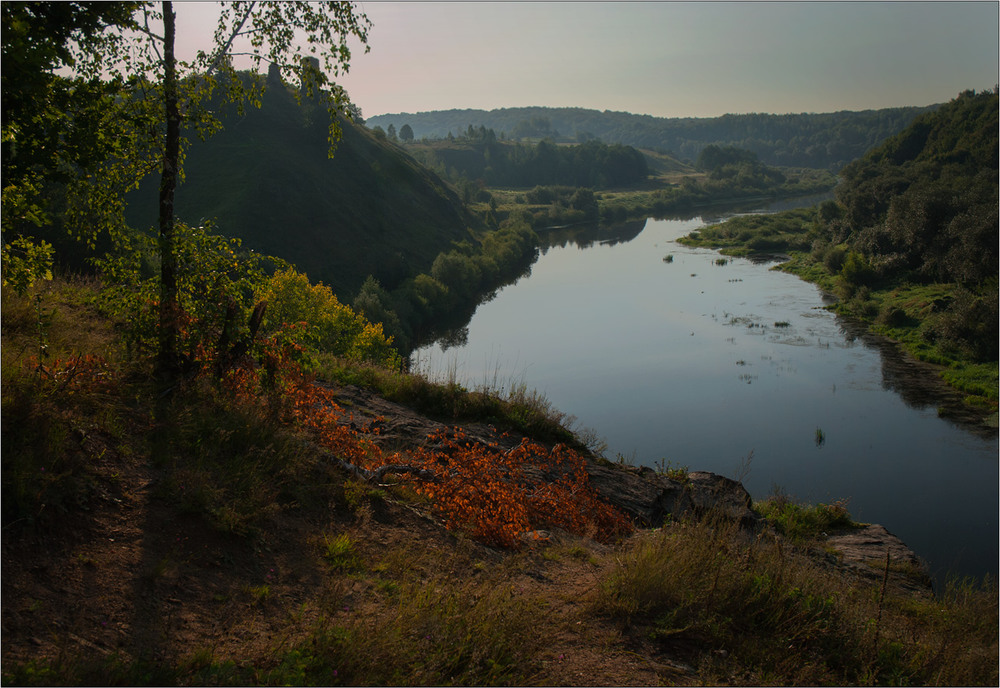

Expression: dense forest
xmin=367 ymin=104 xmax=939 ymax=170
xmin=835 ymin=90 xmax=997 ymax=288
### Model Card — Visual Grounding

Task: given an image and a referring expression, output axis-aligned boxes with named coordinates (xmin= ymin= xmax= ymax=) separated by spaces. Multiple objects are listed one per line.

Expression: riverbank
xmin=4 ymin=367 xmax=994 ymax=686
xmin=679 ymin=207 xmax=999 ymax=429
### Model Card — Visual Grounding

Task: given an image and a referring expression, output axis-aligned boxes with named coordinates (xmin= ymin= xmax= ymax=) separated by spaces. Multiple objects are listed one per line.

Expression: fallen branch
xmin=321 ymin=450 xmax=438 ymax=484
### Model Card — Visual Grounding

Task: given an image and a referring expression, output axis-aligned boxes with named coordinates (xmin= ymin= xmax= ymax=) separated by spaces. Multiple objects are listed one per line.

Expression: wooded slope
xmin=125 ymin=80 xmax=476 ymax=299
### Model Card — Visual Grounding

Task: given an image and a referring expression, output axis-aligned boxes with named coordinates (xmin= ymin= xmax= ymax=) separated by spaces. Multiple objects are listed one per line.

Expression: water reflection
xmin=537 ymin=218 xmax=646 ymax=251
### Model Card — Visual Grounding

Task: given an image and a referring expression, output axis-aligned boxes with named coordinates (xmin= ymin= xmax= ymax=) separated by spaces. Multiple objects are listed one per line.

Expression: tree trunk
xmin=157 ymin=0 xmax=180 ymax=377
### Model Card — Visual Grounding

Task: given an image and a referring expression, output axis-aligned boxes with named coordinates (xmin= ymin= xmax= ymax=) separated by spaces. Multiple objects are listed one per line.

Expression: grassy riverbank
xmin=680 ymin=206 xmax=999 ymax=419
xmin=3 ymin=276 xmax=997 ymax=686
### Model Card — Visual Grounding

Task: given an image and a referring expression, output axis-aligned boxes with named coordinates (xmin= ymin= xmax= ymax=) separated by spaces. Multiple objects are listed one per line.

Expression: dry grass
xmin=594 ymin=516 xmax=998 ymax=686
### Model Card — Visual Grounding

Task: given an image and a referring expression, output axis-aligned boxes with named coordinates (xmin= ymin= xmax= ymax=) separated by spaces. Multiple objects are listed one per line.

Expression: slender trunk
xmin=157 ymin=0 xmax=180 ymax=376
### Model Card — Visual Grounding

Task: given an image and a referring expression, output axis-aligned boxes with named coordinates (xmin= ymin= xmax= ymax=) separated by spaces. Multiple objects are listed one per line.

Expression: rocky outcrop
xmin=583 ymin=463 xmax=759 ymax=528
xmin=327 ymin=382 xmax=931 ymax=592
xmin=824 ymin=524 xmax=933 ymax=594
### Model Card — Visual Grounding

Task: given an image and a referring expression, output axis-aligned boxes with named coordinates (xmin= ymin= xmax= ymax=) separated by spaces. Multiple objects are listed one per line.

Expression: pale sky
xmin=174 ymin=1 xmax=1000 ymax=119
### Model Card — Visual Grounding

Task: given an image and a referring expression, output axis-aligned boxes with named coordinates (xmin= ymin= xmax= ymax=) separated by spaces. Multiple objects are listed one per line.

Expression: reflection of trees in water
xmin=538 ymin=219 xmax=646 ymax=251
xmin=835 ymin=316 xmax=997 ymax=439
xmin=436 ymin=326 xmax=469 ymax=351
xmin=411 ymin=262 xmax=534 ymax=354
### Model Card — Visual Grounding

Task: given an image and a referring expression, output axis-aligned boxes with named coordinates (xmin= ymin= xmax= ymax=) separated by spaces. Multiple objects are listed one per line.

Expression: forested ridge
xmin=367 ymin=103 xmax=939 ymax=170
xmin=835 ymin=89 xmax=997 ymax=288
xmin=402 ymin=131 xmax=650 ymax=190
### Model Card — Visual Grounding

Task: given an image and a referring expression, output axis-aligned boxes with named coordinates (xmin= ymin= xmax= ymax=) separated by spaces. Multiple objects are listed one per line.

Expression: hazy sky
xmin=175 ymin=1 xmax=999 ymax=119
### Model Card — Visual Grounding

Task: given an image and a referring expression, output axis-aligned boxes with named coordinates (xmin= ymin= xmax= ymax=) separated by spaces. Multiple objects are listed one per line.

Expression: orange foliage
xmin=24 ymin=354 xmax=118 ymax=394
xmin=408 ymin=429 xmax=631 ymax=547
xmin=220 ymin=346 xmax=633 ymax=547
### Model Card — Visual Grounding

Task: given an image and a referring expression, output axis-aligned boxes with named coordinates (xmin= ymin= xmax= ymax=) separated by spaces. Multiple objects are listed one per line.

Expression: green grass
xmin=754 ymin=491 xmax=858 ymax=543
xmin=322 ymin=532 xmax=362 ymax=571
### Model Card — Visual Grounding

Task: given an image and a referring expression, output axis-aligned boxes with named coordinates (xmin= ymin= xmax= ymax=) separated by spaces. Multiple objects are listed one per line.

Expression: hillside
xmin=835 ymin=88 xmax=998 ymax=289
xmin=124 ymin=77 xmax=476 ymax=299
xmin=367 ymin=104 xmax=938 ymax=170
xmin=2 ymin=277 xmax=997 ymax=686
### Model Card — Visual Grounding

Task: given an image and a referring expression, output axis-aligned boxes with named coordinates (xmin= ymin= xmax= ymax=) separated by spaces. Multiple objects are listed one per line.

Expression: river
xmin=412 ymin=200 xmax=999 ymax=584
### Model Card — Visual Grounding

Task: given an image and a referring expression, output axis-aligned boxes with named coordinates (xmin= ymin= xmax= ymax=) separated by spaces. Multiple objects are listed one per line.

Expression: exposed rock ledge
xmin=586 ymin=460 xmax=932 ymax=594
xmin=330 ymin=382 xmax=932 ymax=593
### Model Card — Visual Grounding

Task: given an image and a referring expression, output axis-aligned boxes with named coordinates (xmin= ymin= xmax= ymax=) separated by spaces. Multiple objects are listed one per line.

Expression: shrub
xmin=840 ymin=251 xmax=877 ymax=286
xmin=258 ymin=268 xmax=401 ymax=369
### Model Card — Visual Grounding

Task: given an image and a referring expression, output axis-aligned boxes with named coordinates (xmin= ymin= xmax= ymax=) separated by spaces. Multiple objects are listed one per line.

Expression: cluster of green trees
xmin=696 ymin=145 xmax=788 ymax=189
xmin=350 ymin=221 xmax=539 ymax=352
xmin=834 ymin=90 xmax=997 ymax=286
xmin=408 ymin=135 xmax=649 ymax=190
xmin=368 ymin=104 xmax=938 ymax=170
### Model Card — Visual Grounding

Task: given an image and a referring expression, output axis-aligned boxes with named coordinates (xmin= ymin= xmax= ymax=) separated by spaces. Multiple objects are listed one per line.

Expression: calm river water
xmin=412 ymin=203 xmax=998 ymax=583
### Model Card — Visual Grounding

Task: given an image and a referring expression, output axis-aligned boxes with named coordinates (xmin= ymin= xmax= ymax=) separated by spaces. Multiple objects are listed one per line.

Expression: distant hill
xmin=367 ymin=104 xmax=939 ymax=171
xmin=125 ymin=78 xmax=475 ymax=299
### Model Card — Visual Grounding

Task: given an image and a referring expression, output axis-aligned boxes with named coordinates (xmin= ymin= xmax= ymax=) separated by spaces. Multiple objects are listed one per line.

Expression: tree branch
xmin=140 ymin=6 xmax=164 ymax=64
xmin=206 ymin=1 xmax=256 ymax=76
xmin=320 ymin=450 xmax=439 ymax=485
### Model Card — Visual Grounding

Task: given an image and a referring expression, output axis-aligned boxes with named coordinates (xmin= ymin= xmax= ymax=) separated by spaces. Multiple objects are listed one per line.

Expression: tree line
xmin=404 ymin=131 xmax=649 ymax=190
xmin=367 ymin=104 xmax=939 ymax=171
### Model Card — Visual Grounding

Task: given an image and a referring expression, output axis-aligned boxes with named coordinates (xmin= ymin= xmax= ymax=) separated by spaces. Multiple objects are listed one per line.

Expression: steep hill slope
xmin=125 ymin=80 xmax=476 ymax=299
xmin=368 ymin=104 xmax=938 ymax=170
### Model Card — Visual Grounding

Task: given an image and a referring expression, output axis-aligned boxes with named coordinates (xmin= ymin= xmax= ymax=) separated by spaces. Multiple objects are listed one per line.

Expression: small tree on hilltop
xmin=399 ymin=123 xmax=414 ymax=143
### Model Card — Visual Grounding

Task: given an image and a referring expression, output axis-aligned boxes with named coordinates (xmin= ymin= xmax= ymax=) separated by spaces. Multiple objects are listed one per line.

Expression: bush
xmin=930 ymin=285 xmax=1000 ymax=362
xmin=823 ymin=244 xmax=848 ymax=274
xmin=840 ymin=251 xmax=876 ymax=286
xmin=259 ymin=268 xmax=401 ymax=368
